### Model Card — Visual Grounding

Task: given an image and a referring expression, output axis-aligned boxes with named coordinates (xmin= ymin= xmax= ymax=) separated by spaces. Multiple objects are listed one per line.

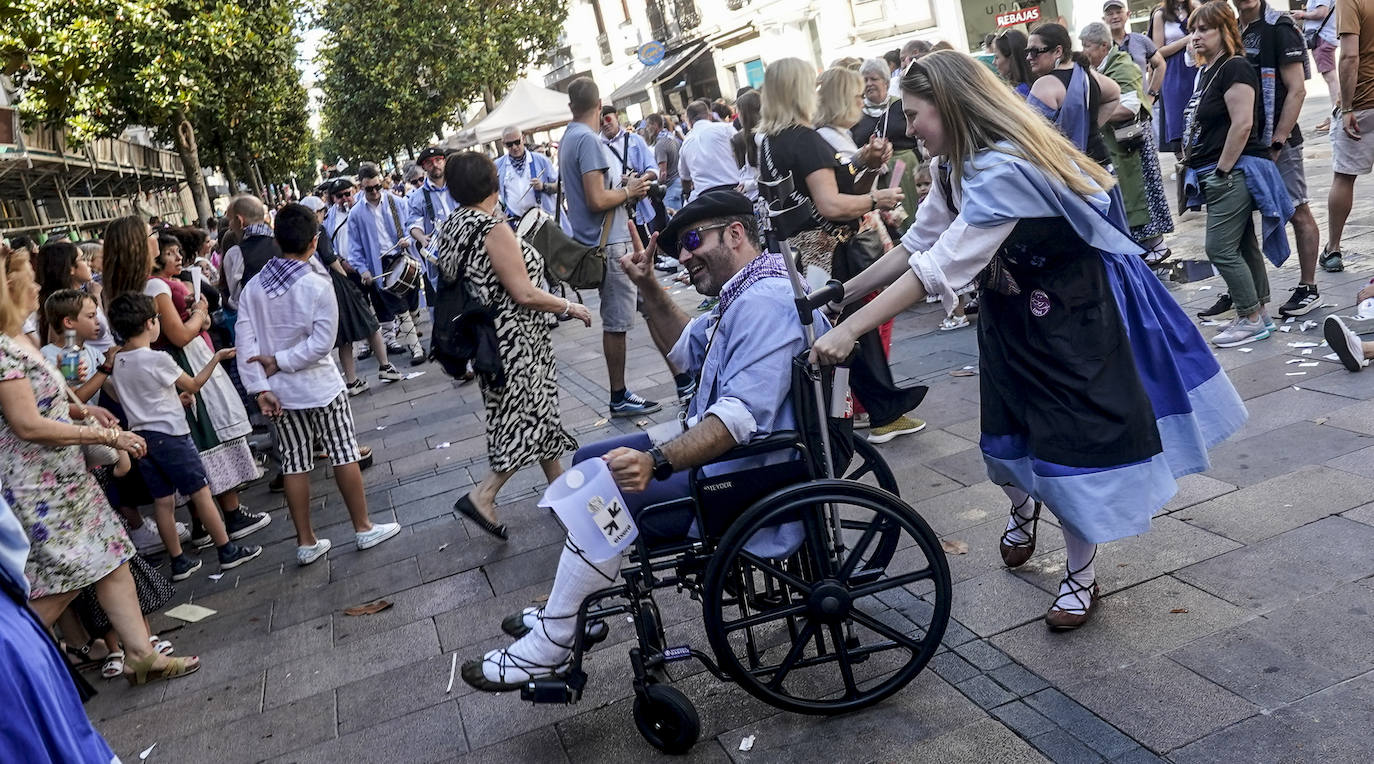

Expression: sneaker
xmin=296 ymin=538 xmax=332 ymax=566
xmin=346 ymin=378 xmax=370 ymax=397
xmin=1211 ymin=316 xmax=1271 ymax=348
xmin=378 ymin=364 xmax=403 ymax=382
xmin=217 ymin=542 xmax=262 ymax=570
xmin=939 ymin=314 xmax=970 ymax=331
xmin=385 ymin=343 xmax=405 ymax=355
xmin=224 ymin=508 xmax=271 ymax=540
xmin=408 ymin=346 xmax=427 ymax=366
xmin=1320 ymin=247 xmax=1344 ymax=273
xmin=852 ymin=412 xmax=871 ymax=430
xmin=356 ymin=345 xmax=373 ymax=360
xmin=1262 ymin=313 xmax=1276 ymax=334
xmin=175 ymin=522 xmax=190 ymax=543
xmin=1325 ymin=315 xmax=1367 ymax=372
xmin=867 ymin=415 xmax=927 ymax=444
xmin=655 ymin=255 xmax=680 ymax=273
xmin=356 ymin=522 xmax=401 ymax=550
xmin=169 ymin=555 xmax=202 ymax=582
xmin=1196 ymin=293 xmax=1235 ymax=320
xmin=609 ymin=391 xmax=662 ymax=418
xmin=190 ymin=528 xmax=214 ymax=549
xmin=128 ymin=523 xmax=165 ymax=554
xmin=675 ymin=377 xmax=696 ymax=404
xmin=1278 ymin=284 xmax=1320 ymax=317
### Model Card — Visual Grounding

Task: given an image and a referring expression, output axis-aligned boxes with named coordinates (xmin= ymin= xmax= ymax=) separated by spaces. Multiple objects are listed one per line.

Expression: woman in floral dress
xmin=0 ymin=244 xmax=198 ymax=684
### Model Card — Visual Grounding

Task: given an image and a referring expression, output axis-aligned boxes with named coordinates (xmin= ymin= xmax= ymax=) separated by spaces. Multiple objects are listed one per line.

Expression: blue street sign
xmin=637 ymin=40 xmax=666 ymax=66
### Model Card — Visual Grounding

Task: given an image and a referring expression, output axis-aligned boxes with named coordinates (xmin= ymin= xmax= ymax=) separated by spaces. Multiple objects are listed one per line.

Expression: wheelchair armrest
xmin=712 ymin=431 xmax=801 ymax=462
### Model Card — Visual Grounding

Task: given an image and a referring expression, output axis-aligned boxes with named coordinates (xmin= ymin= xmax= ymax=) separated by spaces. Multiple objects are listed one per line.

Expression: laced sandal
xmin=460 ymin=646 xmax=569 ymax=693
xmin=501 ymin=606 xmax=610 ymax=647
xmin=998 ymin=498 xmax=1042 ymax=568
xmin=150 ymin=635 xmax=174 ymax=656
xmin=101 ymin=651 xmax=126 ymax=680
xmin=1045 ymin=555 xmax=1100 ymax=631
xmin=123 ymin=653 xmax=201 ymax=686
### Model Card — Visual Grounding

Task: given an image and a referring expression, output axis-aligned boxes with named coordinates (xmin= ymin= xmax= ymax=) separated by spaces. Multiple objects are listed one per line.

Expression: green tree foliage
xmin=316 ymin=0 xmax=567 ymax=163
xmin=0 ymin=0 xmax=313 ymax=217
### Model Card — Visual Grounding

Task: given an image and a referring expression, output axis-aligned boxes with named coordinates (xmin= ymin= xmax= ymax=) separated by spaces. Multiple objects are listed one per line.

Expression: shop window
xmin=850 ymin=0 xmax=936 ymax=37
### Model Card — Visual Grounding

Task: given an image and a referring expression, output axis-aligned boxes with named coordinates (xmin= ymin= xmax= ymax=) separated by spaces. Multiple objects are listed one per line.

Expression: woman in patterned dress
xmin=435 ymin=152 xmax=590 ymax=539
xmin=0 ymin=244 xmax=199 ymax=683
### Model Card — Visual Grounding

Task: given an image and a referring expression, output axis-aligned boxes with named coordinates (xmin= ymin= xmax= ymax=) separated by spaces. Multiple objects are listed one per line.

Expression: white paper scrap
xmin=1236 ymin=347 xmax=1253 ymax=353
xmin=1284 ymin=317 xmax=1295 ymax=324
xmin=164 ymin=604 xmax=217 ymax=623
xmin=1302 ymin=349 xmax=1313 ymax=355
xmin=739 ymin=735 xmax=756 ymax=752
xmin=446 ymin=652 xmax=458 ymax=694
xmin=1300 ymin=320 xmax=1318 ymax=332
xmin=139 ymin=743 xmax=157 ymax=760
xmin=1197 ymin=285 xmax=1213 ymax=290
xmin=376 ymin=425 xmax=387 ymax=430
xmin=1325 ymin=353 xmax=1341 ymax=361
xmin=1299 ymin=362 xmax=1320 ymax=367
xmin=1288 ymin=342 xmax=1319 ymax=348
xmin=208 ymin=573 xmax=223 ymax=581
xmin=1286 ymin=372 xmax=1307 ymax=376
xmin=1278 ymin=325 xmax=1292 ymax=333
xmin=1285 ymin=358 xmax=1302 ymax=364
xmin=403 ymin=371 xmax=426 ymax=380
xmin=434 ymin=442 xmax=451 ymax=449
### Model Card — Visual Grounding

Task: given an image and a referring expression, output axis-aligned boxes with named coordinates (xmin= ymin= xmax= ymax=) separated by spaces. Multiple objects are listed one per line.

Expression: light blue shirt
xmin=601 ymin=128 xmax=657 ymax=224
xmin=0 ymin=480 xmax=31 ymax=599
xmin=495 ymin=152 xmax=558 ymax=218
xmin=345 ymin=192 xmax=412 ymax=278
xmin=558 ymin=121 xmax=615 ymax=246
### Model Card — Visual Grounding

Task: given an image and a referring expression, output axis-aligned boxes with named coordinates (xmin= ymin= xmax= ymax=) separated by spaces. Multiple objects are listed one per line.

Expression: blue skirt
xmin=0 ymin=588 xmax=116 ymax=763
xmin=982 ymin=247 xmax=1247 ymax=544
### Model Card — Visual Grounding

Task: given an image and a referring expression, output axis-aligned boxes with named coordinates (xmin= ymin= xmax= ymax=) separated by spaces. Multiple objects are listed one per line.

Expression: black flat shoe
xmin=455 ymin=494 xmax=508 ymax=540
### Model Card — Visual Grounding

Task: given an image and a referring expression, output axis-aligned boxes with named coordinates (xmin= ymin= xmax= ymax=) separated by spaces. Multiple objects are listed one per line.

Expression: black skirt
xmin=73 ymin=555 xmax=175 ymax=635
xmin=331 ymin=270 xmax=379 ymax=347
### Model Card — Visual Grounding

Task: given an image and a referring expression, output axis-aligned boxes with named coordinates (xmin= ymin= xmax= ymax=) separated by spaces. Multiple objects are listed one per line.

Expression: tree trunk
xmin=242 ymin=152 xmax=264 ymax=197
xmin=219 ymin=148 xmax=238 ymax=194
xmin=172 ymin=111 xmax=213 ymax=224
xmin=483 ymin=86 xmax=496 ymax=112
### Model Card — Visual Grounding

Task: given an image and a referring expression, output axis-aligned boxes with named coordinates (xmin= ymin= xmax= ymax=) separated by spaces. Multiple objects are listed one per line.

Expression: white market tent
xmin=444 ymin=79 xmax=572 ymax=150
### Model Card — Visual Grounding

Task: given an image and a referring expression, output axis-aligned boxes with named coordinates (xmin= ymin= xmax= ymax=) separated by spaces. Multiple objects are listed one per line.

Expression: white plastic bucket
xmin=538 ymin=458 xmax=638 ymax=562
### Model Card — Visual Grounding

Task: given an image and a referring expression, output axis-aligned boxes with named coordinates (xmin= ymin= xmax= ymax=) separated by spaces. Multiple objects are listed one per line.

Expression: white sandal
xmin=101 ymin=651 xmax=126 ymax=679
xmin=939 ymin=314 xmax=970 ymax=331
xmin=150 ymin=635 xmax=174 ymax=656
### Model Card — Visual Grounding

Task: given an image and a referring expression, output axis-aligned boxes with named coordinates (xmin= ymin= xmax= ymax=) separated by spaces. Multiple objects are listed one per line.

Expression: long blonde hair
xmin=1 ymin=245 xmax=33 ymax=336
xmin=815 ymin=67 xmax=864 ymax=131
xmin=900 ymin=50 xmax=1115 ymax=199
xmin=760 ymin=58 xmax=817 ymax=135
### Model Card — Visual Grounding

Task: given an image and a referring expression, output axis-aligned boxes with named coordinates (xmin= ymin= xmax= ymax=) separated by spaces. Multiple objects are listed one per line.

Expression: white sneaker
xmin=1211 ymin=316 xmax=1271 ymax=348
xmin=127 ymin=523 xmax=164 ymax=554
xmin=1325 ymin=315 xmax=1368 ymax=372
xmin=296 ymin=538 xmax=332 ymax=566
xmin=175 ymin=521 xmax=190 ymax=543
xmin=356 ymin=522 xmax=401 ymax=550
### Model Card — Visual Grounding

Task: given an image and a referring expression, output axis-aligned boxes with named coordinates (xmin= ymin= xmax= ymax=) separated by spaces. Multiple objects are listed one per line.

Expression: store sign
xmin=996 ymin=6 xmax=1041 ymax=27
xmin=637 ymin=40 xmax=666 ymax=66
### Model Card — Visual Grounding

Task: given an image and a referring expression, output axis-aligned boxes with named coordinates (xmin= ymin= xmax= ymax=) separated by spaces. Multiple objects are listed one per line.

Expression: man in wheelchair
xmin=462 ymin=189 xmax=830 ymax=691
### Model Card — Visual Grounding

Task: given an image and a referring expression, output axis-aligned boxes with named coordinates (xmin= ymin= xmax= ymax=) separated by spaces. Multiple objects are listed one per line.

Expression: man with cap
xmin=461 ymin=189 xmax=831 ymax=691
xmin=1102 ymin=0 xmax=1167 ymax=88
xmin=323 ymin=177 xmax=356 ymax=271
xmin=405 ymin=146 xmax=454 ymax=303
xmin=495 ymin=126 xmax=559 ymax=220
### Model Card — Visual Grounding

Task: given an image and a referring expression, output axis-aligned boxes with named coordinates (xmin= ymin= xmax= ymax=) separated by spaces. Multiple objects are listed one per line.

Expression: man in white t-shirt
xmin=678 ymin=99 xmax=740 ymax=203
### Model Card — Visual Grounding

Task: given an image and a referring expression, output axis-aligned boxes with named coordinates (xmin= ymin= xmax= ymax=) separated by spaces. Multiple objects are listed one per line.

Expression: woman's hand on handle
xmin=809 ymin=323 xmax=858 ymax=366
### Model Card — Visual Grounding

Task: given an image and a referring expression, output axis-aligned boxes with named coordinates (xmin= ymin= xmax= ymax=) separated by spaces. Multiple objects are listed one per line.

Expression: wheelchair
xmin=517 ymin=179 xmax=953 ymax=755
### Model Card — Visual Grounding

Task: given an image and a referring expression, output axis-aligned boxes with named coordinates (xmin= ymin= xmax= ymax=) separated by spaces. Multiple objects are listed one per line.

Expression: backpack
xmin=429 ymin=272 xmax=503 ymax=387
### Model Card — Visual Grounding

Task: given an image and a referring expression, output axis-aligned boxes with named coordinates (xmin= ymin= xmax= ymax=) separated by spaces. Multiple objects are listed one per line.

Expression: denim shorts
xmin=1275 ymin=143 xmax=1308 ymax=207
xmin=135 ymin=431 xmax=209 ymax=499
xmin=598 ymin=241 xmax=640 ymax=333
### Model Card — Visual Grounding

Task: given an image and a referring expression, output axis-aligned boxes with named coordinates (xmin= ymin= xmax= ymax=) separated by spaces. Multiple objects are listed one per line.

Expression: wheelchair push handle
xmin=794 ymin=280 xmax=844 ymax=325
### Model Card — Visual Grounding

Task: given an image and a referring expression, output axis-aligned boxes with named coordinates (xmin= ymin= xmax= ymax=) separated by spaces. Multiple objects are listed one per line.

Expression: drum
xmin=516 ymin=208 xmax=551 ymax=241
xmin=381 ymin=254 xmax=422 ymax=296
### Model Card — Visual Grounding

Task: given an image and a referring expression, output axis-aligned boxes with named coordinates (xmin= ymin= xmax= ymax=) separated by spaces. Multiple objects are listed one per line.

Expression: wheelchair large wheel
xmin=701 ymin=480 xmax=950 ymax=716
xmin=845 ymin=437 xmax=899 ymax=495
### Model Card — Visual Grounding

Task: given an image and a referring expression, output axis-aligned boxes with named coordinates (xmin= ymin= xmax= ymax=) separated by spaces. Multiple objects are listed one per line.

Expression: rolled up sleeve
xmin=906 ymin=217 xmax=1015 ymax=309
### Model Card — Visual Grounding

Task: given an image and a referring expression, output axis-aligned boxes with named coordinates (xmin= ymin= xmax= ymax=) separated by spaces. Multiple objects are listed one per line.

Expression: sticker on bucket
xmin=539 ymin=458 xmax=639 ymax=562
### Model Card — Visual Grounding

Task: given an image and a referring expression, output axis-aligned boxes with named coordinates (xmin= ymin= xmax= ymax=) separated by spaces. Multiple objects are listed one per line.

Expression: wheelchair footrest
xmin=521 ymin=669 xmax=586 ymax=704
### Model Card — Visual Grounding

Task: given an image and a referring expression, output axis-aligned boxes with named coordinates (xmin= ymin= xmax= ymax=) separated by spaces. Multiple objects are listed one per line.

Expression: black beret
xmin=329 ymin=177 xmax=355 ymax=194
xmin=417 ymin=146 xmax=446 ymax=165
xmin=659 ymin=189 xmax=754 ymax=257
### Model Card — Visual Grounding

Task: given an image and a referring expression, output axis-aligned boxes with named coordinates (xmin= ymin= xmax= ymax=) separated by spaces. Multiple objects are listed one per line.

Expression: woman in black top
xmin=1182 ymin=1 xmax=1278 ymax=349
xmin=1026 ymin=23 xmax=1121 ymax=166
xmin=758 ymin=57 xmax=925 ymax=434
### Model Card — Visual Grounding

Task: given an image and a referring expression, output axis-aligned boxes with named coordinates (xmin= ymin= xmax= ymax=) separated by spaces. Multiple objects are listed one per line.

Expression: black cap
xmin=417 ymin=146 xmax=446 ymax=165
xmin=329 ymin=177 xmax=355 ymax=194
xmin=659 ymin=189 xmax=754 ymax=256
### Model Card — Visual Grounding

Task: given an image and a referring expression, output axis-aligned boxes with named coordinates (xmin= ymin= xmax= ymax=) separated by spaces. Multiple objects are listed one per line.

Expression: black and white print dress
xmin=435 ymin=207 xmax=577 ymax=473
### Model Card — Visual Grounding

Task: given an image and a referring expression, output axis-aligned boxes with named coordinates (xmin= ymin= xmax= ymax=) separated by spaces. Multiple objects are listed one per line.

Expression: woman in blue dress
xmin=812 ymin=51 xmax=1246 ymax=630
xmin=1152 ymin=0 xmax=1203 ymax=152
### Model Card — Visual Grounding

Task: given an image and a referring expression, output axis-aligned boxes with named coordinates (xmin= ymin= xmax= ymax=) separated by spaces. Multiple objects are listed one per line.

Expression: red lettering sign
xmin=996 ymin=6 xmax=1041 ymax=27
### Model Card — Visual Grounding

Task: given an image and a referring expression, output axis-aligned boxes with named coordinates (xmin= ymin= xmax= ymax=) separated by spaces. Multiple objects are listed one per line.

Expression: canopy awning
xmin=443 ymin=79 xmax=573 ymax=150
xmin=607 ymin=41 xmax=710 ymax=108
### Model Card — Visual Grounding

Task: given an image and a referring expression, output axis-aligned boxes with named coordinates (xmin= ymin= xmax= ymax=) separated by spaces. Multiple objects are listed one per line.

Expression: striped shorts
xmin=274 ymin=392 xmax=362 ymax=475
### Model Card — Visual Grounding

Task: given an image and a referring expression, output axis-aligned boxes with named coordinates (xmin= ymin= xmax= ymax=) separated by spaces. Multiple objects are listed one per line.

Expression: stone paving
xmin=87 ymin=92 xmax=1374 ymax=763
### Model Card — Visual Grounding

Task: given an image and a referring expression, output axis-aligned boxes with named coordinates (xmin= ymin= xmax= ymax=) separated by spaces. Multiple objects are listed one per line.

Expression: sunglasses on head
xmin=680 ymin=224 xmax=728 ymax=253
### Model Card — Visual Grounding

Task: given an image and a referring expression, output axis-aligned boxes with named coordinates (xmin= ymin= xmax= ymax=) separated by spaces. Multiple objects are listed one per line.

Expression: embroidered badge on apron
xmin=1029 ymin=289 xmax=1051 ymax=317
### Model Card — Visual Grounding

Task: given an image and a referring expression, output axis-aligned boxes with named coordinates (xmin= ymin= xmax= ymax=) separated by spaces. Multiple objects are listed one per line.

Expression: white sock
xmin=394 ymin=311 xmax=419 ymax=349
xmin=1002 ymin=486 xmax=1036 ymax=545
xmin=1055 ymin=528 xmax=1098 ymax=614
xmin=508 ymin=539 xmax=621 ymax=664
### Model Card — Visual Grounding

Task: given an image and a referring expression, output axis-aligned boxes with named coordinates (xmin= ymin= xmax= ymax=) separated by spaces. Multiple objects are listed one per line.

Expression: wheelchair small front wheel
xmin=633 ymin=684 xmax=700 ymax=755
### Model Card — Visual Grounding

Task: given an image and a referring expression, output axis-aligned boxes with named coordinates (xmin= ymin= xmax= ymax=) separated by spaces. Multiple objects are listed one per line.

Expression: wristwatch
xmin=1270 ymin=140 xmax=1285 ymax=153
xmin=647 ymin=446 xmax=673 ymax=481
xmin=97 ymin=363 xmax=114 ymax=376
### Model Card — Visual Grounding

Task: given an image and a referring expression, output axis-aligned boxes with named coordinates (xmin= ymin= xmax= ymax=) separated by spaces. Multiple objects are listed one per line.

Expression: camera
xmin=643 ymin=181 xmax=667 ymax=202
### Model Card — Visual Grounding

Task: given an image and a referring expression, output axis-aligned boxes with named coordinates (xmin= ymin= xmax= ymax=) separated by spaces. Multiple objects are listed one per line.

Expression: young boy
xmin=44 ymin=289 xmax=192 ymax=553
xmin=236 ymin=202 xmax=400 ymax=565
xmin=107 ymin=293 xmax=262 ymax=580
xmin=40 ymin=289 xmax=115 ymax=404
